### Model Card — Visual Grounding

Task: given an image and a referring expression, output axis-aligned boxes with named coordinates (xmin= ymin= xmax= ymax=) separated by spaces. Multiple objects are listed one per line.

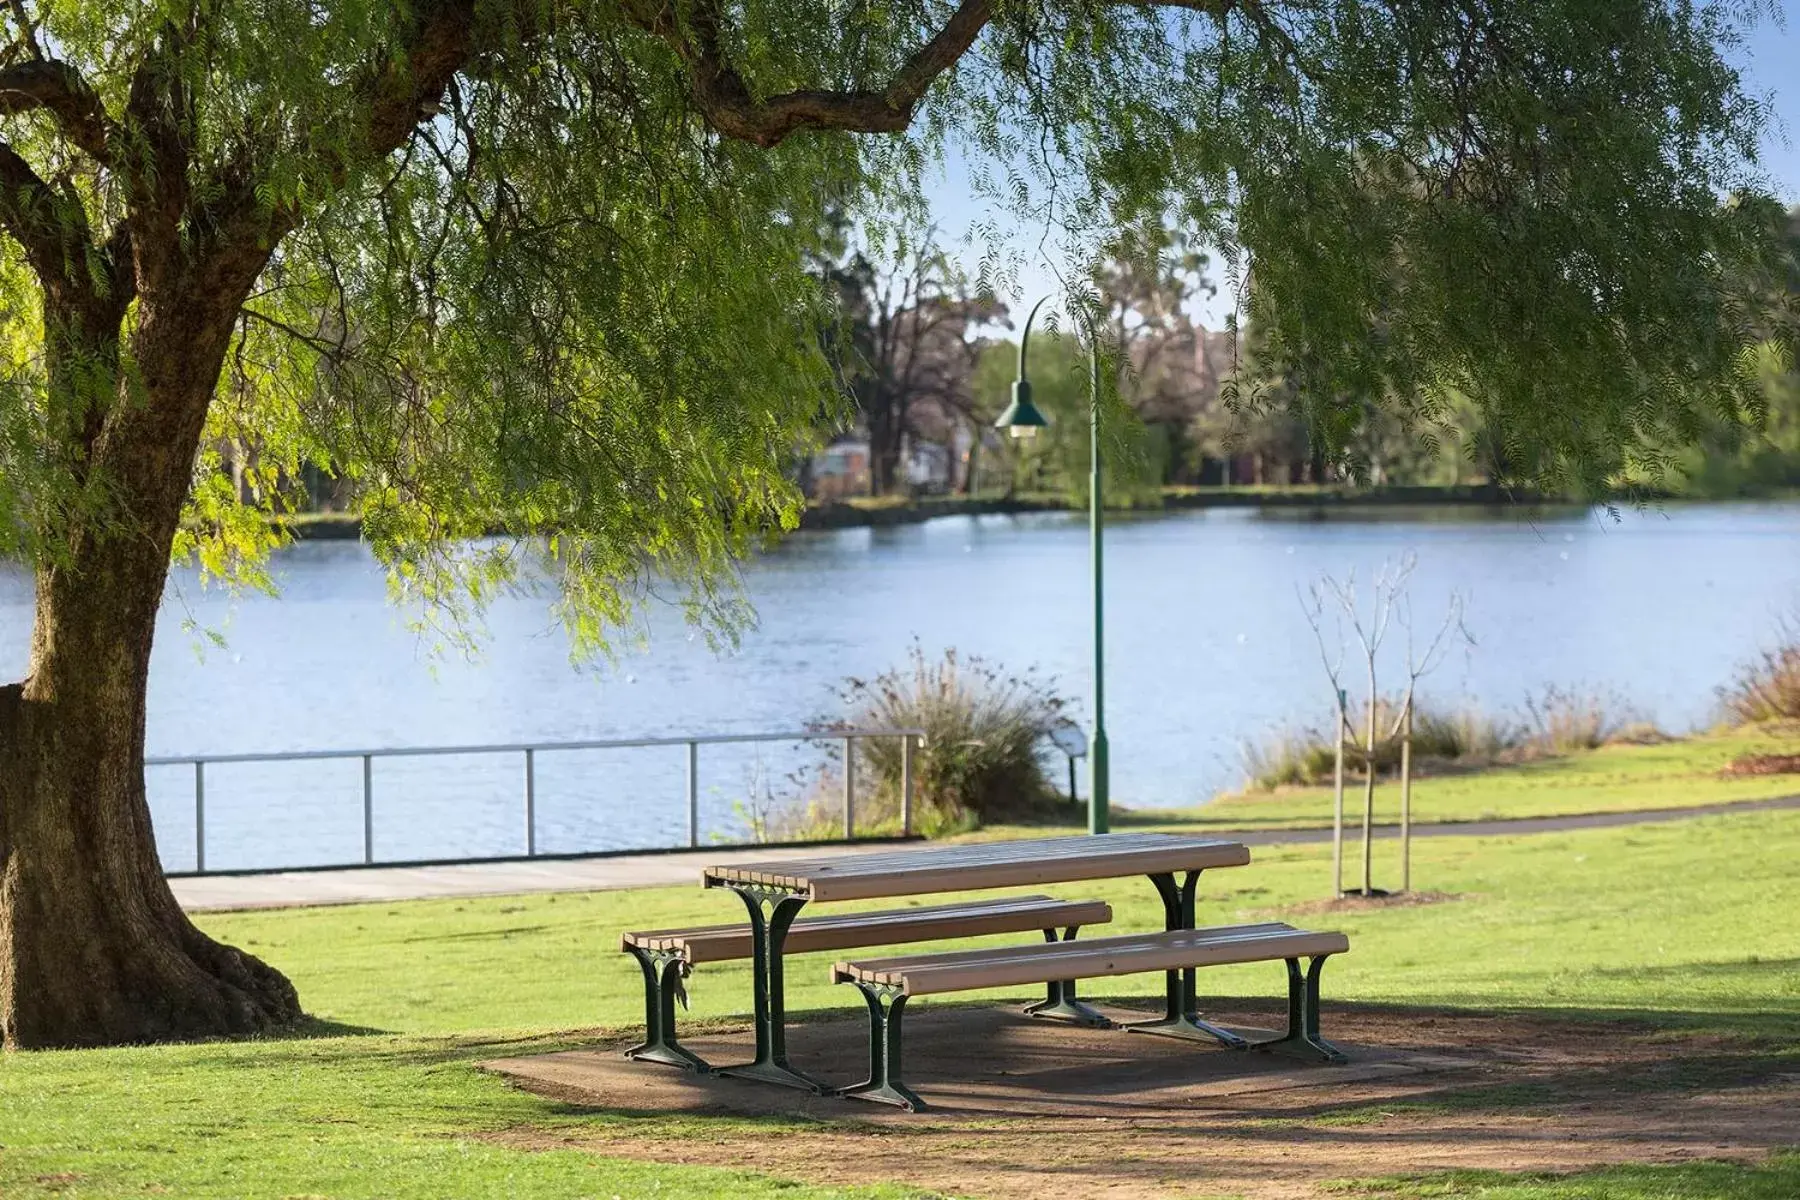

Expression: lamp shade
xmin=993 ymin=379 xmax=1050 ymax=439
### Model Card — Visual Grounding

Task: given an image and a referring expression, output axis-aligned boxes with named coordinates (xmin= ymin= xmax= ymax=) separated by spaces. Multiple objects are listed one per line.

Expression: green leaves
xmin=0 ymin=0 xmax=1786 ymax=653
xmin=949 ymin=1 xmax=1785 ymax=497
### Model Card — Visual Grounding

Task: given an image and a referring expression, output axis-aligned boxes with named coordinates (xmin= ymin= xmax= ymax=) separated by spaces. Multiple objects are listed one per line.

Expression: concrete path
xmin=171 ymin=793 xmax=1800 ymax=913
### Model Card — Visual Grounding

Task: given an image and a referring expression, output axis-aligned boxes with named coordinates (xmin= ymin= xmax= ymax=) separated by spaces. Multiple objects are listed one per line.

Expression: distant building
xmin=811 ymin=439 xmax=871 ymax=500
xmin=808 ymin=437 xmax=952 ymax=499
xmin=902 ymin=440 xmax=951 ymax=494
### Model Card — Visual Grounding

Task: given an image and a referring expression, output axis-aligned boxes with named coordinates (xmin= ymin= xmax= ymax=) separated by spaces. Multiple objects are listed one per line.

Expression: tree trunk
xmin=0 ymin=275 xmax=301 ymax=1049
xmin=869 ymin=429 xmax=900 ymax=496
xmin=864 ymin=385 xmax=903 ymax=497
xmin=959 ymin=422 xmax=981 ymax=495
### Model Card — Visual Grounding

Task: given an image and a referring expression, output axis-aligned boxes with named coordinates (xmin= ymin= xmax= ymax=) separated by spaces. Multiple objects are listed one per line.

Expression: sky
xmin=920 ymin=2 xmax=1800 ymax=329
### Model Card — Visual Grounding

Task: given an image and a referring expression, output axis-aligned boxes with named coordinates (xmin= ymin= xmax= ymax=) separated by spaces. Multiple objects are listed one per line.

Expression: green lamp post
xmin=994 ymin=296 xmax=1110 ymax=835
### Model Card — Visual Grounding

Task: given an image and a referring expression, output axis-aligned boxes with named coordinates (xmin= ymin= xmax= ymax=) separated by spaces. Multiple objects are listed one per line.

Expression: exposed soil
xmin=481 ymin=1002 xmax=1800 ymax=1200
xmin=1274 ymin=891 xmax=1462 ymax=917
xmin=1721 ymin=753 xmax=1800 ymax=776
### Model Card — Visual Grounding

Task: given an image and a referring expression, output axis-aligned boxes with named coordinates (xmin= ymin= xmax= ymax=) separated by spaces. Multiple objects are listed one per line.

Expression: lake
xmin=3 ymin=501 xmax=1797 ymax=871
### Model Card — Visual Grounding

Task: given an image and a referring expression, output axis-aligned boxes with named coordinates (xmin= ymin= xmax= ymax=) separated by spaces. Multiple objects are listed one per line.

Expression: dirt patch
xmin=481 ymin=1003 xmax=1800 ymax=1200
xmin=1275 ymin=891 xmax=1462 ymax=917
xmin=1722 ymin=753 xmax=1800 ymax=776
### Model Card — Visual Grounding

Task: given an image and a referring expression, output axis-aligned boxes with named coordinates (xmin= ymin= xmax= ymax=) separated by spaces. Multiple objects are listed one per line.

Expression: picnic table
xmin=700 ymin=832 xmax=1253 ymax=1093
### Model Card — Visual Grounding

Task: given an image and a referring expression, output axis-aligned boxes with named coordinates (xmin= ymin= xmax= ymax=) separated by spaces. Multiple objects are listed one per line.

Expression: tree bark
xmin=0 ymin=274 xmax=301 ymax=1050
xmin=867 ymin=397 xmax=902 ymax=496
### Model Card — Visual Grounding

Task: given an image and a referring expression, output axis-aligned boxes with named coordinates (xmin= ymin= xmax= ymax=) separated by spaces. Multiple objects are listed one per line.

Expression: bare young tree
xmin=1302 ymin=553 xmax=1471 ymax=897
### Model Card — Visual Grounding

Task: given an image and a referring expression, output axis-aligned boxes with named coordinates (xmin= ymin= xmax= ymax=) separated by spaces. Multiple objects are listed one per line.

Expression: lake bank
xmin=275 ymin=483 xmax=1567 ymax=540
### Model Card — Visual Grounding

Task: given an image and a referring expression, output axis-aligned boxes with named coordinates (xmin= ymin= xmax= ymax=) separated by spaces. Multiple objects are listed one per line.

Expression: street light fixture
xmin=993 ymin=296 xmax=1110 ymax=835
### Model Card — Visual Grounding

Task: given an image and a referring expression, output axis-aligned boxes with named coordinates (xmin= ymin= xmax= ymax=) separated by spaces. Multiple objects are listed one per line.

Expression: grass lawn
xmin=1109 ymin=724 xmax=1800 ymax=832
xmin=3 ymin=808 xmax=1798 ymax=1198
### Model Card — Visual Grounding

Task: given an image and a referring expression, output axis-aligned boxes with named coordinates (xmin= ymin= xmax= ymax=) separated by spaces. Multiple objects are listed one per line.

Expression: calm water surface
xmin=2 ymin=502 xmax=1796 ymax=870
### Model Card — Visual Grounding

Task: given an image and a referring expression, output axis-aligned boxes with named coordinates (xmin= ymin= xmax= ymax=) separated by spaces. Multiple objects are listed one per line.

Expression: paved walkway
xmin=171 ymin=793 xmax=1800 ymax=912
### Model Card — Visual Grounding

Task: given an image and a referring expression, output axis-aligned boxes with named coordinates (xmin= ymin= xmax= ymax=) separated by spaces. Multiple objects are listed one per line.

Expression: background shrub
xmin=1521 ymin=685 xmax=1643 ymax=753
xmin=763 ymin=646 xmax=1076 ymax=839
xmin=1240 ymin=687 xmax=1650 ymax=791
xmin=1720 ymin=616 xmax=1800 ymax=724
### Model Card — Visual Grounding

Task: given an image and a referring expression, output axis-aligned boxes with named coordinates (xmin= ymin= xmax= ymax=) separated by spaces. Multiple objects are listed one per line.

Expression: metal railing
xmin=148 ymin=727 xmax=923 ymax=875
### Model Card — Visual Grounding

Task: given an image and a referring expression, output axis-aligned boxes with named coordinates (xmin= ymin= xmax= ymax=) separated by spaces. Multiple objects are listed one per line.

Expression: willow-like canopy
xmin=0 ymin=0 xmax=1782 ymax=1049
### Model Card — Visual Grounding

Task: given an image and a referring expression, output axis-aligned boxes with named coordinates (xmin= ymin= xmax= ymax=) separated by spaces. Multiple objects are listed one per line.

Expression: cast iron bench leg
xmin=711 ymin=887 xmax=831 ymax=1094
xmin=1252 ymin=955 xmax=1347 ymax=1064
xmin=1121 ymin=870 xmax=1249 ymax=1049
xmin=839 ymin=982 xmax=925 ymax=1112
xmin=623 ymin=946 xmax=711 ymax=1072
xmin=1023 ymin=925 xmax=1111 ymax=1028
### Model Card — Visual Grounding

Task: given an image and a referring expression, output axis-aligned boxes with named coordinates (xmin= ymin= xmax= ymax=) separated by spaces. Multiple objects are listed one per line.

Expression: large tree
xmin=831 ymin=233 xmax=994 ymax=495
xmin=0 ymin=0 xmax=1781 ymax=1049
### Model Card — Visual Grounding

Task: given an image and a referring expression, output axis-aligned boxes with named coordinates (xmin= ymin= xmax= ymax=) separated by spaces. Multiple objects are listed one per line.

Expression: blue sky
xmin=922 ymin=3 xmax=1800 ymax=326
xmin=1740 ymin=1 xmax=1800 ymax=198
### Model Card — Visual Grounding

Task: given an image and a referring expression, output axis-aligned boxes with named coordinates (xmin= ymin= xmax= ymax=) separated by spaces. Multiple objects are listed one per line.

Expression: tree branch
xmin=623 ymin=0 xmax=1240 ymax=148
xmin=0 ymin=137 xmax=80 ymax=282
xmin=365 ymin=0 xmax=476 ymax=159
xmin=0 ymin=59 xmax=115 ymax=163
xmin=625 ymin=0 xmax=994 ymax=148
xmin=3 ymin=0 xmax=44 ymax=63
xmin=201 ymin=0 xmax=476 ymax=298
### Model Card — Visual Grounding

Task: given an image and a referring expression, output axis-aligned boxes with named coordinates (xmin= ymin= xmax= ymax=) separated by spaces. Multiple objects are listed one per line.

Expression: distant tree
xmin=1092 ymin=223 xmax=1215 ymax=480
xmin=833 ymin=234 xmax=996 ymax=495
xmin=0 ymin=0 xmax=1784 ymax=1051
xmin=1677 ymin=203 xmax=1800 ymax=495
xmin=971 ymin=329 xmax=1161 ymax=502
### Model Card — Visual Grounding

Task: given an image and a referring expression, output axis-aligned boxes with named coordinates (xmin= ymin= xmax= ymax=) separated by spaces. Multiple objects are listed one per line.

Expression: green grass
xmin=199 ymin=809 xmax=1800 ymax=1037
xmin=4 ymin=809 xmax=1800 ymax=1198
xmin=1337 ymin=1153 xmax=1800 ymax=1198
xmin=1117 ymin=725 xmax=1800 ymax=832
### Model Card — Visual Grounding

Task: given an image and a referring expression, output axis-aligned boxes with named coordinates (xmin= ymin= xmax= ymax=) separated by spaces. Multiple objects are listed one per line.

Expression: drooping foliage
xmin=0 ymin=0 xmax=1788 ymax=627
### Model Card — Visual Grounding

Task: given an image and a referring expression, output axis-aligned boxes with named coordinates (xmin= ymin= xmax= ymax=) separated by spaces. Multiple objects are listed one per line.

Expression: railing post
xmin=362 ymin=754 xmax=374 ymax=865
xmin=842 ymin=736 xmax=855 ymax=839
xmin=900 ymin=735 xmax=914 ymax=838
xmin=194 ymin=761 xmax=206 ymax=874
xmin=524 ymin=748 xmax=537 ymax=857
xmin=686 ymin=741 xmax=699 ymax=848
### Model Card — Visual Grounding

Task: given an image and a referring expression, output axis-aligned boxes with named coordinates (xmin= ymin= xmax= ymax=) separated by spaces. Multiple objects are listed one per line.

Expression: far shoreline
xmin=275 ymin=482 xmax=1688 ymax=542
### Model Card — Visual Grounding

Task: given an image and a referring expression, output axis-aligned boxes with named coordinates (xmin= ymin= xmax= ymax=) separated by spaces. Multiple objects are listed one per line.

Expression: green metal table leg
xmin=1023 ymin=926 xmax=1111 ymax=1027
xmin=1121 ymin=870 xmax=1248 ymax=1049
xmin=838 ymin=982 xmax=925 ymax=1111
xmin=712 ymin=887 xmax=831 ymax=1094
xmin=623 ymin=946 xmax=711 ymax=1072
xmin=1252 ymin=956 xmax=1347 ymax=1064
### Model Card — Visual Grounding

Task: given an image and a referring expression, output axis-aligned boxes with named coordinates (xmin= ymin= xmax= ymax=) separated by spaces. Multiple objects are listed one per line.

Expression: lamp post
xmin=993 ymin=296 xmax=1110 ymax=835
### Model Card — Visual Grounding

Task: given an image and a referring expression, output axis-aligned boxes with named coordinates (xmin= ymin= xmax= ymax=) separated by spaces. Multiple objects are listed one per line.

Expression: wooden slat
xmin=703 ymin=833 xmax=1252 ymax=902
xmin=839 ymin=922 xmax=1298 ymax=974
xmin=622 ymin=895 xmax=1112 ymax=964
xmin=834 ymin=923 xmax=1350 ymax=996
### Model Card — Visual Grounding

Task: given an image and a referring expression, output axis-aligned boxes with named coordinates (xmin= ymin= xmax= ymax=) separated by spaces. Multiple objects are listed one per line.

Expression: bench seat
xmin=624 ymin=894 xmax=1112 ymax=964
xmin=836 ymin=921 xmax=1347 ymax=994
xmin=621 ymin=894 xmax=1113 ymax=1072
xmin=830 ymin=921 xmax=1351 ymax=1110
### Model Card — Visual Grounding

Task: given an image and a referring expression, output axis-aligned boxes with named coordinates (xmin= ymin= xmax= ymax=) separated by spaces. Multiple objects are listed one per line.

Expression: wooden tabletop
xmin=703 ymin=833 xmax=1252 ymax=903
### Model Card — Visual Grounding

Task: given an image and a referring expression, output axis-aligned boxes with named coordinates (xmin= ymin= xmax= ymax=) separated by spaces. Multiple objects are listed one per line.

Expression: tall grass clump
xmin=1240 ymin=687 xmax=1654 ymax=791
xmin=1242 ymin=698 xmax=1520 ymax=790
xmin=765 ymin=646 xmax=1075 ymax=839
xmin=1720 ymin=616 xmax=1800 ymax=724
xmin=1242 ymin=728 xmax=1339 ymax=790
xmin=1522 ymin=685 xmax=1646 ymax=752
